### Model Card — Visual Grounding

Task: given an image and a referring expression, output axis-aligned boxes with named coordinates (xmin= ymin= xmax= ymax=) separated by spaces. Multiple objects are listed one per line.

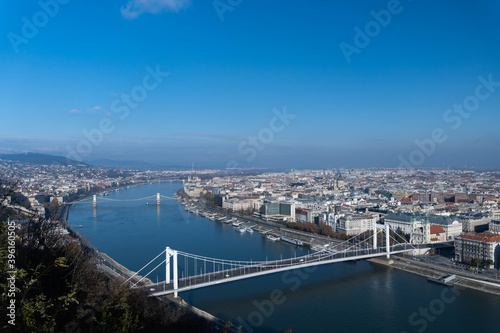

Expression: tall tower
xmin=336 ymin=173 xmax=345 ymax=190
xmin=410 ymin=212 xmax=417 ymax=244
xmin=423 ymin=213 xmax=431 ymax=243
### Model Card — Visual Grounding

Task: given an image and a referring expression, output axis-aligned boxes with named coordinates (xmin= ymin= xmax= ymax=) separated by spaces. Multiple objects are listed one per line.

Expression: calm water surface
xmin=69 ymin=182 xmax=500 ymax=332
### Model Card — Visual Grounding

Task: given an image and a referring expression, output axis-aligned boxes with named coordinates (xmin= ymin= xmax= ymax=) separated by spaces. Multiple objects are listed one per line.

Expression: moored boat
xmin=266 ymin=233 xmax=280 ymax=241
xmin=235 ymin=226 xmax=246 ymax=233
xmin=281 ymin=236 xmax=303 ymax=246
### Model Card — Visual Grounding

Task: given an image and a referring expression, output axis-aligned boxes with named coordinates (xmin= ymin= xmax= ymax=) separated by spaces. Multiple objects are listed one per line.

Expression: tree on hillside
xmin=44 ymin=198 xmax=61 ymax=220
xmin=0 ymin=210 xmax=223 ymax=332
xmin=10 ymin=192 xmax=31 ymax=209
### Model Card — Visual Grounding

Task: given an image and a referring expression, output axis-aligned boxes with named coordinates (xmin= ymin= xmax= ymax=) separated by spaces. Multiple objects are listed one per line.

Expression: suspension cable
xmin=122 ymin=249 xmax=166 ymax=285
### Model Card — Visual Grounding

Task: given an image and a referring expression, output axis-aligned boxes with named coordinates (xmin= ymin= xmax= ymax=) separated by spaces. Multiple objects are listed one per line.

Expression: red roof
xmin=458 ymin=232 xmax=500 ymax=243
xmin=430 ymin=225 xmax=445 ymax=235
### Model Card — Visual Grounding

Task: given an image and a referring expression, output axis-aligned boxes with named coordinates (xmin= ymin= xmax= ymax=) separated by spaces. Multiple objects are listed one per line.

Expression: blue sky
xmin=1 ymin=0 xmax=500 ymax=168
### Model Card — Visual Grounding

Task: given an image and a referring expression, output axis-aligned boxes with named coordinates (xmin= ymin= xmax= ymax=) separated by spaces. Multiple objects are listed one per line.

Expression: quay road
xmin=397 ymin=252 xmax=500 ymax=282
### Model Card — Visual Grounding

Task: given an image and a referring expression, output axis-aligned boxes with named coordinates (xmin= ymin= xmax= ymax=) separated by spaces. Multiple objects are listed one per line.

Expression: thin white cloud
xmin=90 ymin=105 xmax=102 ymax=112
xmin=70 ymin=109 xmax=80 ymax=114
xmin=0 ymin=148 xmax=19 ymax=154
xmin=121 ymin=0 xmax=191 ymax=19
xmin=35 ymin=147 xmax=62 ymax=153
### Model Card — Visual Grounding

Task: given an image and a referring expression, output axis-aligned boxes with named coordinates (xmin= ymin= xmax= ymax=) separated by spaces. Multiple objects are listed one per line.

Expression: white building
xmin=337 ymin=214 xmax=376 ymax=235
xmin=222 ymin=199 xmax=252 ymax=211
xmin=384 ymin=213 xmax=415 ymax=235
xmin=455 ymin=232 xmax=500 ymax=269
xmin=489 ymin=220 xmax=500 ymax=234
xmin=385 ymin=212 xmax=462 ymax=241
xmin=184 ymin=185 xmax=204 ymax=197
xmin=50 ymin=196 xmax=64 ymax=204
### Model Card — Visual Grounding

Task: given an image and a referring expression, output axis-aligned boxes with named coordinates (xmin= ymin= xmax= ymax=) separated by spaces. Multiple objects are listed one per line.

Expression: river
xmin=68 ymin=182 xmax=500 ymax=332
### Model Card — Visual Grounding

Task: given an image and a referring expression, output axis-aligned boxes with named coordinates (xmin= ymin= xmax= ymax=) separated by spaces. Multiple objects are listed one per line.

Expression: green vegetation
xmin=202 ymin=192 xmax=216 ymax=207
xmin=9 ymin=192 xmax=31 ymax=209
xmin=286 ymin=222 xmax=350 ymax=240
xmin=44 ymin=199 xmax=62 ymax=220
xmin=463 ymin=256 xmax=494 ymax=269
xmin=471 ymin=258 xmax=483 ymax=267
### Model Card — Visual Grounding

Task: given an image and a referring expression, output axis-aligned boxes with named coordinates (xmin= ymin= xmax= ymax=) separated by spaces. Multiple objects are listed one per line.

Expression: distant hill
xmin=0 ymin=153 xmax=86 ymax=166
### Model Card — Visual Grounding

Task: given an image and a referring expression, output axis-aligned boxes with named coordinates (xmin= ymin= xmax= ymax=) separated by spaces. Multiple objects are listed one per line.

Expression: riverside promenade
xmin=369 ymin=256 xmax=500 ymax=296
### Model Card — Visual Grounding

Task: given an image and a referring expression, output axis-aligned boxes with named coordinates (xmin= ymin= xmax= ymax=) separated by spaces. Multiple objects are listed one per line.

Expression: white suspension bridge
xmin=124 ymin=224 xmax=418 ymax=298
xmin=69 ymin=193 xmax=177 ymax=207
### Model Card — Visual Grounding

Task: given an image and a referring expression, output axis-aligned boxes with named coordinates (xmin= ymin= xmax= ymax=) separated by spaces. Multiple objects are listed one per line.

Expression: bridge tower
xmin=93 ymin=195 xmax=97 ymax=208
xmin=385 ymin=224 xmax=390 ymax=259
xmin=373 ymin=223 xmax=391 ymax=258
xmin=165 ymin=247 xmax=179 ymax=297
xmin=156 ymin=193 xmax=161 ymax=206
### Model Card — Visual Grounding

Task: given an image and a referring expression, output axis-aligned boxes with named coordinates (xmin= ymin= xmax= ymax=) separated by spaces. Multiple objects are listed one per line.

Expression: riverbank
xmin=183 ymin=190 xmax=500 ymax=298
xmin=178 ymin=189 xmax=344 ymax=250
xmin=369 ymin=256 xmax=500 ymax=296
xmin=63 ymin=182 xmax=241 ymax=332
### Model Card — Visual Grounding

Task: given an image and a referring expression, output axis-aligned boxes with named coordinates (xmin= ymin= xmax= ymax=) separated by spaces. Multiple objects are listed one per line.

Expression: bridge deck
xmin=142 ymin=246 xmax=413 ymax=296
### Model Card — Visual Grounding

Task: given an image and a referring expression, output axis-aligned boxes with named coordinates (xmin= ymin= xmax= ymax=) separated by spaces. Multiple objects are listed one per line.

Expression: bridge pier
xmin=373 ymin=222 xmax=377 ymax=249
xmin=93 ymin=195 xmax=97 ymax=208
xmin=156 ymin=193 xmax=161 ymax=206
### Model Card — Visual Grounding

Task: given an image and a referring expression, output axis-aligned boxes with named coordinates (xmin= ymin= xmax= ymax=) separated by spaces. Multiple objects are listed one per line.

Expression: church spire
xmin=410 ymin=212 xmax=417 ymax=223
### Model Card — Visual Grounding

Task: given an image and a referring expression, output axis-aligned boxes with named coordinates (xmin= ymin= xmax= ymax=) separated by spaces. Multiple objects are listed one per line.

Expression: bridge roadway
xmin=142 ymin=245 xmax=413 ymax=297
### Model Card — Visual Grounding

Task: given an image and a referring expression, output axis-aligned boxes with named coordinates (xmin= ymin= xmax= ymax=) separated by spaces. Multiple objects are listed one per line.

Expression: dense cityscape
xmin=2 ymin=156 xmax=500 ymax=331
xmin=3 ymin=155 xmax=500 ymax=270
